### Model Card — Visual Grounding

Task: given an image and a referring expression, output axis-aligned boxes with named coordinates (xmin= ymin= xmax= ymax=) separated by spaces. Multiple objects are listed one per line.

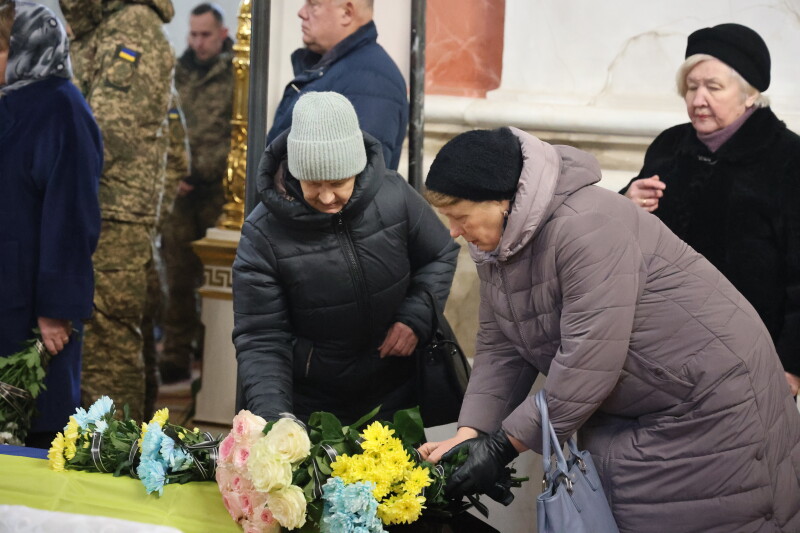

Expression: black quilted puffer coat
xmin=459 ymin=128 xmax=800 ymax=533
xmin=233 ymin=131 xmax=458 ymax=424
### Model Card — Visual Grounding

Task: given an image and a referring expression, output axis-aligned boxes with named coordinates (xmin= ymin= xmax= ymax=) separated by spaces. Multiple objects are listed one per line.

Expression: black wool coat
xmin=232 ymin=131 xmax=459 ymax=423
xmin=622 ymin=107 xmax=800 ymax=375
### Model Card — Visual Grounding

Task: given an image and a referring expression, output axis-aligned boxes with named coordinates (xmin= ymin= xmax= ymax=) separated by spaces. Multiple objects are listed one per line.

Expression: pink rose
xmin=234 ymin=445 xmax=251 ymax=470
xmin=239 ymin=491 xmax=254 ymax=518
xmin=222 ymin=491 xmax=244 ymax=521
xmin=232 ymin=410 xmax=267 ymax=444
xmin=241 ymin=475 xmax=257 ymax=493
xmin=216 ymin=465 xmax=234 ymax=490
xmin=219 ymin=433 xmax=236 ymax=464
xmin=258 ymin=507 xmax=277 ymax=526
xmin=240 ymin=519 xmax=260 ymax=533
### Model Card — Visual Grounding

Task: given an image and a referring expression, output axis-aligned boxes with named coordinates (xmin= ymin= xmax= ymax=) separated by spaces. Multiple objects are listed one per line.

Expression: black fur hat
xmin=686 ymin=23 xmax=771 ymax=91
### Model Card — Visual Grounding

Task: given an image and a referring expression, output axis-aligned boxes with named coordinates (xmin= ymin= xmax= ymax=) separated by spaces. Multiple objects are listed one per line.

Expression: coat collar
xmin=257 ymin=129 xmax=386 ymax=228
xmin=178 ymin=38 xmax=234 ymax=81
xmin=290 ymin=21 xmax=378 ymax=75
xmin=471 ymin=128 xmax=602 ymax=264
xmin=676 ymin=106 xmax=786 ymax=163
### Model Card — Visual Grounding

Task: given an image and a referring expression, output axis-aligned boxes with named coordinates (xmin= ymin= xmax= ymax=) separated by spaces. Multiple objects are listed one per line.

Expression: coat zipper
xmin=334 ymin=214 xmax=373 ymax=348
xmin=304 ymin=346 xmax=314 ymax=378
xmin=498 ymin=265 xmax=535 ymax=355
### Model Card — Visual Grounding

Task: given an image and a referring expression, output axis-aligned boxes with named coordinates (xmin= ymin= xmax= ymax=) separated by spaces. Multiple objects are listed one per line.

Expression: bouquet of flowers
xmin=216 ymin=407 xmax=525 ymax=533
xmin=48 ymin=396 xmax=220 ymax=496
xmin=0 ymin=334 xmax=51 ymax=445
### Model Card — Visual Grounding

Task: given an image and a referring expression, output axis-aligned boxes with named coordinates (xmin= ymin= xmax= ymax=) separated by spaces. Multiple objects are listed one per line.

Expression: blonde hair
xmin=676 ymin=53 xmax=769 ymax=108
xmin=423 ymin=188 xmax=462 ymax=208
xmin=0 ymin=0 xmax=14 ymax=52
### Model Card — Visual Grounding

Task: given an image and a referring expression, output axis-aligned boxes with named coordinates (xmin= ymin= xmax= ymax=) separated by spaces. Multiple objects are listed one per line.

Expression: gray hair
xmin=676 ymin=53 xmax=769 ymax=108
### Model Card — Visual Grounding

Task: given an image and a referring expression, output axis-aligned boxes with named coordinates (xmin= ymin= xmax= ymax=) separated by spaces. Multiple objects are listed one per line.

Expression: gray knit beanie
xmin=287 ymin=92 xmax=367 ymax=181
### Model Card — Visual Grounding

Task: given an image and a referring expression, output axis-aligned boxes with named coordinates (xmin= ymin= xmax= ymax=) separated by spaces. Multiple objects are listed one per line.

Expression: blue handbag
xmin=535 ymin=390 xmax=619 ymax=533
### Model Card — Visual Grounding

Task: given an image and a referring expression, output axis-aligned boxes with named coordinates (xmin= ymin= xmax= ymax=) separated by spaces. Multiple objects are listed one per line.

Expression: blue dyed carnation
xmin=321 ymin=478 xmax=385 ymax=533
xmin=141 ymin=423 xmax=167 ymax=462
xmin=137 ymin=458 xmax=166 ymax=496
xmin=86 ymin=396 xmax=114 ymax=423
xmin=72 ymin=407 xmax=90 ymax=430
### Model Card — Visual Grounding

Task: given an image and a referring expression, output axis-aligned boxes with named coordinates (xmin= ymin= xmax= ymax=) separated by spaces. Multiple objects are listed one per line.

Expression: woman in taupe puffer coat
xmin=419 ymin=127 xmax=800 ymax=533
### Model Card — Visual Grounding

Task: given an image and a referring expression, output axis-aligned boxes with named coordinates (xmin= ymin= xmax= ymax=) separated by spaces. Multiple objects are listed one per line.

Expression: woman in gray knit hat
xmin=232 ymin=91 xmax=459 ymax=424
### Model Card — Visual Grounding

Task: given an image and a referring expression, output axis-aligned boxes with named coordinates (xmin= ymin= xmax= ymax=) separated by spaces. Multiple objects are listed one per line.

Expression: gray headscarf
xmin=1 ymin=1 xmax=71 ymax=96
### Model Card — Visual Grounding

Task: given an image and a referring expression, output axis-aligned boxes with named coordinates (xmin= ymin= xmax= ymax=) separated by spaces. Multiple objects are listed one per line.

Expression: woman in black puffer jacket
xmin=232 ymin=92 xmax=458 ymax=424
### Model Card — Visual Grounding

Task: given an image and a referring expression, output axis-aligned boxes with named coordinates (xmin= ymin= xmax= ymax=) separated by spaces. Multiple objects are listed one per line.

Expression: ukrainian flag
xmin=118 ymin=47 xmax=139 ymax=62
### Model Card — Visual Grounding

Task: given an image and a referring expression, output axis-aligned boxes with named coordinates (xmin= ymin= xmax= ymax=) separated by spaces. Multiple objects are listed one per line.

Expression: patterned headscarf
xmin=0 ymin=1 xmax=71 ymax=95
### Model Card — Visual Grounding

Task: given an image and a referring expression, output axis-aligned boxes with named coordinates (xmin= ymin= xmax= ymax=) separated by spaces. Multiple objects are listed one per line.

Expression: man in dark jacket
xmin=234 ymin=92 xmax=457 ymax=424
xmin=160 ymin=3 xmax=234 ymax=383
xmin=266 ymin=0 xmax=408 ymax=171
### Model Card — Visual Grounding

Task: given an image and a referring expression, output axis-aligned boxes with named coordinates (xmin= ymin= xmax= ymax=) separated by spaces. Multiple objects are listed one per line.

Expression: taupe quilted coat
xmin=458 ymin=128 xmax=800 ymax=533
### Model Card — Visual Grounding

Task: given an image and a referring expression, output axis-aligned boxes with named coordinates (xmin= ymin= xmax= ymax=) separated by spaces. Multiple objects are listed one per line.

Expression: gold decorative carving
xmin=200 ymin=265 xmax=234 ymax=300
xmin=218 ymin=0 xmax=251 ymax=231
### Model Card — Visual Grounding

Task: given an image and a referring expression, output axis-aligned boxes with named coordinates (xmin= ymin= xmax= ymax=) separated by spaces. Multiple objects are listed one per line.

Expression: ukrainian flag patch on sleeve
xmin=116 ymin=45 xmax=141 ymax=63
xmin=168 ymin=108 xmax=180 ymax=120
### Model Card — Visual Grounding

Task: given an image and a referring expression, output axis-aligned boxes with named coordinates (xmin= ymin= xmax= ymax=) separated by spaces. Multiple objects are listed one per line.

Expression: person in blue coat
xmin=266 ymin=0 xmax=408 ymax=171
xmin=0 ymin=1 xmax=102 ymax=447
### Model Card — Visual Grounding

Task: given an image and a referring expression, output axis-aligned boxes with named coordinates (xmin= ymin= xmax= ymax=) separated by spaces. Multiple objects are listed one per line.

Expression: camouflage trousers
xmin=142 ymin=238 xmax=166 ymax=420
xmin=160 ymin=186 xmax=224 ymax=374
xmin=82 ymin=220 xmax=152 ymax=422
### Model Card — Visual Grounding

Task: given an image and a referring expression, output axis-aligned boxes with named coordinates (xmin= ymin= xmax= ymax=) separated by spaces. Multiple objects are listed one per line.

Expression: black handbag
xmin=416 ymin=289 xmax=471 ymax=427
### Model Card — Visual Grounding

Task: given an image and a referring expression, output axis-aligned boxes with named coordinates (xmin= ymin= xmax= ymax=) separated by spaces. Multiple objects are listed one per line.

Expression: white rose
xmin=263 ymin=418 xmax=311 ymax=464
xmin=247 ymin=438 xmax=292 ymax=492
xmin=265 ymin=485 xmax=307 ymax=530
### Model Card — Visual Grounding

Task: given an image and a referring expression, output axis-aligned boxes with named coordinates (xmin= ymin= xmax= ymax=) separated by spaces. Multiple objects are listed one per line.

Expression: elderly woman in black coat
xmin=232 ymin=92 xmax=459 ymax=424
xmin=622 ymin=23 xmax=800 ymax=396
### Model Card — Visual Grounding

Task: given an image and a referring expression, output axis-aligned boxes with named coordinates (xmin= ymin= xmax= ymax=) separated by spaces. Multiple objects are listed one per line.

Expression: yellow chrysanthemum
xmin=377 ymin=493 xmax=425 ymax=525
xmin=64 ymin=440 xmax=77 ymax=460
xmin=361 ymin=421 xmax=394 ymax=442
xmin=48 ymin=433 xmax=66 ymax=472
xmin=403 ymin=466 xmax=433 ymax=495
xmin=149 ymin=408 xmax=169 ymax=427
xmin=138 ymin=422 xmax=148 ymax=452
xmin=64 ymin=417 xmax=79 ymax=441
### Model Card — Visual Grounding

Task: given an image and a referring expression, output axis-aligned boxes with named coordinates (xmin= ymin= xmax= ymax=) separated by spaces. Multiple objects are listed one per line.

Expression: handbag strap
xmin=535 ymin=390 xmax=570 ymax=480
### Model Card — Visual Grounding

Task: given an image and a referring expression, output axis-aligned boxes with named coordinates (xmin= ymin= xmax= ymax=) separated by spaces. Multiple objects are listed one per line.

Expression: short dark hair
xmin=191 ymin=3 xmax=224 ymax=25
xmin=0 ymin=0 xmax=14 ymax=52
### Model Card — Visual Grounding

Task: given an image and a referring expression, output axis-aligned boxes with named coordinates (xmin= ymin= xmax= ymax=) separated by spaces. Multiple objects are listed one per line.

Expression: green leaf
xmin=262 ymin=420 xmax=276 ymax=436
xmin=347 ymin=405 xmax=381 ymax=431
xmin=315 ymin=412 xmax=345 ymax=441
xmin=392 ymin=407 xmax=425 ymax=445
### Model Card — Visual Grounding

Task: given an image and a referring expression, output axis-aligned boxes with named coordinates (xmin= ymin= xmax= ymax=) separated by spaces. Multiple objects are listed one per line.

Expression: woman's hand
xmin=378 ymin=322 xmax=418 ymax=358
xmin=625 ymin=175 xmax=665 ymax=212
xmin=418 ymin=426 xmax=480 ymax=463
xmin=37 ymin=316 xmax=72 ymax=355
xmin=786 ymin=372 xmax=800 ymax=397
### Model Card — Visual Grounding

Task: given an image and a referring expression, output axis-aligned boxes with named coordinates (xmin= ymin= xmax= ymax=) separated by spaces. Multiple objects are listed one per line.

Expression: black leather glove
xmin=442 ymin=429 xmax=520 ymax=505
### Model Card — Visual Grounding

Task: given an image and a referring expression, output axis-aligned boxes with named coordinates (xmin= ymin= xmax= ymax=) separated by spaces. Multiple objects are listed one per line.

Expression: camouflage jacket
xmin=61 ymin=0 xmax=175 ymax=225
xmin=157 ymin=88 xmax=191 ymax=224
xmin=175 ymin=38 xmax=234 ymax=189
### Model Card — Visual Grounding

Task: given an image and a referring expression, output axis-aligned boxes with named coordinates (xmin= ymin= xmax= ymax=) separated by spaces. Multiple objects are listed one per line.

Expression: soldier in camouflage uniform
xmin=159 ymin=3 xmax=233 ymax=383
xmin=143 ymin=89 xmax=190 ymax=418
xmin=60 ymin=0 xmax=175 ymax=421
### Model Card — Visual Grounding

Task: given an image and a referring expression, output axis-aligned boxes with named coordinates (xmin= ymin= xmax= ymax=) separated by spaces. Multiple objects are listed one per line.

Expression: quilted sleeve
xmin=232 ymin=215 xmax=295 ymax=421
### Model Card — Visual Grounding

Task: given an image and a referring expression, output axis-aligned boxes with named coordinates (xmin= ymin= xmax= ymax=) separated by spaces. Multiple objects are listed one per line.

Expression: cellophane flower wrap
xmin=48 ymin=397 xmax=221 ymax=496
xmin=0 ymin=334 xmax=51 ymax=445
xmin=216 ymin=406 xmax=518 ymax=533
